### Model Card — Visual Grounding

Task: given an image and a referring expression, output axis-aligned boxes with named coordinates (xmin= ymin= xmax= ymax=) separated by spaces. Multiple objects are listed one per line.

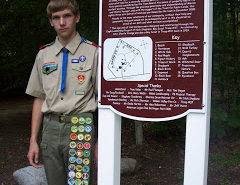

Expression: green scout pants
xmin=41 ymin=113 xmax=95 ymax=185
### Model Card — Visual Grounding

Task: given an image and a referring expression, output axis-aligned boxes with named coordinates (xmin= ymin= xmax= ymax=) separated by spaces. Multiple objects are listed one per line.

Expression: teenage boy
xmin=26 ymin=0 xmax=98 ymax=184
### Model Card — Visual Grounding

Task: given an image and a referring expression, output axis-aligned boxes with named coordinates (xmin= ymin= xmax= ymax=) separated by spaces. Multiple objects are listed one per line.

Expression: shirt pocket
xmin=71 ymin=65 xmax=92 ymax=89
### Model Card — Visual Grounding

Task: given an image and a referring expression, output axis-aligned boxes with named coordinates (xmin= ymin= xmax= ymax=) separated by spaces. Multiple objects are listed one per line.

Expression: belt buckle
xmin=59 ymin=115 xmax=66 ymax=122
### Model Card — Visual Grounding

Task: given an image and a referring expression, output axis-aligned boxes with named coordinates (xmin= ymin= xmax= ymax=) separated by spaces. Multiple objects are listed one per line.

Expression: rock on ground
xmin=13 ymin=158 xmax=137 ymax=184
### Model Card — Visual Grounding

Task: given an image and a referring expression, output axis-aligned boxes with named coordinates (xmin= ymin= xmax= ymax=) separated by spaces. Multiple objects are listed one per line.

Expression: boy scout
xmin=26 ymin=0 xmax=98 ymax=184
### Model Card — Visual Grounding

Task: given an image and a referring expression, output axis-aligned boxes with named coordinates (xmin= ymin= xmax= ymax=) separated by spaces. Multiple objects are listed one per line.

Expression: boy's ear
xmin=75 ymin=13 xmax=80 ymax=23
xmin=49 ymin=17 xmax=53 ymax=27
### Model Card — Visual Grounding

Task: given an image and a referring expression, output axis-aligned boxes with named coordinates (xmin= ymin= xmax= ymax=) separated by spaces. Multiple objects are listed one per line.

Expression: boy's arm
xmin=27 ymin=97 xmax=44 ymax=168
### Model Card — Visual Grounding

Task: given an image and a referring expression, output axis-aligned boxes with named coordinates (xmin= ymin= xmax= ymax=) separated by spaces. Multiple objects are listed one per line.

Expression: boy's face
xmin=49 ymin=8 xmax=80 ymax=43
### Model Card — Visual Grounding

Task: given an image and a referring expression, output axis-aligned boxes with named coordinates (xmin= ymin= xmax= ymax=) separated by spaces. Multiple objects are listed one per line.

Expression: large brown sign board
xmin=100 ymin=0 xmax=204 ymax=119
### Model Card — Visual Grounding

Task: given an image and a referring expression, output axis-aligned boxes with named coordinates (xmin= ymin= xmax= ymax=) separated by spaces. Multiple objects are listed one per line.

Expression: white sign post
xmin=97 ymin=0 xmax=213 ymax=184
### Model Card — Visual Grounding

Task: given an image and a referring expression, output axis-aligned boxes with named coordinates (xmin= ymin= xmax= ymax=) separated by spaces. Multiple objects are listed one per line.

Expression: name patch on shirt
xmin=75 ymin=90 xmax=85 ymax=95
xmin=42 ymin=62 xmax=57 ymax=75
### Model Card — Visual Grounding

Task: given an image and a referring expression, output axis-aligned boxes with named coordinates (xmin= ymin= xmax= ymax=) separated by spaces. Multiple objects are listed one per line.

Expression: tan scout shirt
xmin=26 ymin=33 xmax=98 ymax=115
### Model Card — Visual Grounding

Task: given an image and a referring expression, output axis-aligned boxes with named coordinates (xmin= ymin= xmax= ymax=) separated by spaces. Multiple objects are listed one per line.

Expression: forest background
xmin=1 ymin=0 xmax=240 ymax=138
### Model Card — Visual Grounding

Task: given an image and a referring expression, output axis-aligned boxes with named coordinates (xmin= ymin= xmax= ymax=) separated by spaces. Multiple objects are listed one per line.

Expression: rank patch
xmin=42 ymin=62 xmax=58 ymax=75
xmin=78 ymin=75 xmax=85 ymax=84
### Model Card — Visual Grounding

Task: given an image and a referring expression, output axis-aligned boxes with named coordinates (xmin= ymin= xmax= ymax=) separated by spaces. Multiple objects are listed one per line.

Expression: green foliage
xmin=0 ymin=0 xmax=99 ymax=95
xmin=176 ymin=172 xmax=184 ymax=181
xmin=210 ymin=0 xmax=240 ymax=138
xmin=148 ymin=118 xmax=186 ymax=137
xmin=208 ymin=150 xmax=240 ymax=177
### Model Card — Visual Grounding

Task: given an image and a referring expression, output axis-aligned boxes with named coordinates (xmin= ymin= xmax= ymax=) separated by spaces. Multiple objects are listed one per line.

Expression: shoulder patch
xmin=85 ymin=40 xmax=98 ymax=48
xmin=39 ymin=42 xmax=54 ymax=50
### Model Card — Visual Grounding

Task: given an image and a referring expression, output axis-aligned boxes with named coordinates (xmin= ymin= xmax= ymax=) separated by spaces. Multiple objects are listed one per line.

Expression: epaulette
xmin=39 ymin=41 xmax=54 ymax=50
xmin=84 ymin=40 xmax=98 ymax=48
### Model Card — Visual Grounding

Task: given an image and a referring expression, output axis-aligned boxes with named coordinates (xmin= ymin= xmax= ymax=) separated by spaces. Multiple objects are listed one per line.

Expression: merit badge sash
xmin=42 ymin=62 xmax=57 ymax=75
xmin=68 ymin=113 xmax=95 ymax=185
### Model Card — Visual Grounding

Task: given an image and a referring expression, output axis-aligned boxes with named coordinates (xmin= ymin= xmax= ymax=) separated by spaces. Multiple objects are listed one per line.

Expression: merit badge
xmin=71 ymin=117 xmax=79 ymax=124
xmin=69 ymin=149 xmax=76 ymax=156
xmin=76 ymin=165 xmax=83 ymax=172
xmin=78 ymin=134 xmax=84 ymax=141
xmin=76 ymin=150 xmax=83 ymax=157
xmin=76 ymin=158 xmax=83 ymax=164
xmin=83 ymin=158 xmax=90 ymax=165
xmin=75 ymin=179 xmax=82 ymax=185
xmin=82 ymin=173 xmax=89 ymax=180
xmin=68 ymin=171 xmax=75 ymax=178
xmin=79 ymin=55 xmax=86 ymax=62
xmin=79 ymin=117 xmax=85 ymax=124
xmin=76 ymin=172 xmax=82 ymax=179
xmin=79 ymin=125 xmax=85 ymax=132
xmin=68 ymin=178 xmax=75 ymax=185
xmin=84 ymin=142 xmax=91 ymax=150
xmin=71 ymin=126 xmax=78 ymax=133
xmin=69 ymin=157 xmax=76 ymax=163
xmin=84 ymin=134 xmax=91 ymax=141
xmin=82 ymin=180 xmax=89 ymax=185
xmin=70 ymin=133 xmax=77 ymax=140
xmin=77 ymin=142 xmax=83 ymax=149
xmin=83 ymin=166 xmax=89 ymax=173
xmin=69 ymin=141 xmax=77 ymax=148
xmin=42 ymin=62 xmax=57 ymax=75
xmin=71 ymin=59 xmax=79 ymax=63
xmin=84 ymin=150 xmax=90 ymax=157
xmin=68 ymin=164 xmax=76 ymax=171
xmin=85 ymin=117 xmax=92 ymax=124
xmin=78 ymin=75 xmax=85 ymax=84
xmin=85 ymin=126 xmax=92 ymax=133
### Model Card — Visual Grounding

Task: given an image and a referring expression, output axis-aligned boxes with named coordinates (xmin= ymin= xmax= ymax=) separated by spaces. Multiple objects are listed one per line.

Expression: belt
xmin=45 ymin=114 xmax=73 ymax=123
xmin=45 ymin=113 xmax=93 ymax=123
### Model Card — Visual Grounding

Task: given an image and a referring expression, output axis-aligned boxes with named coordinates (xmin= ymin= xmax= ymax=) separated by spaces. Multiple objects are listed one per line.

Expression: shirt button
xmin=61 ymin=97 xmax=64 ymax=100
xmin=80 ymin=67 xmax=83 ymax=70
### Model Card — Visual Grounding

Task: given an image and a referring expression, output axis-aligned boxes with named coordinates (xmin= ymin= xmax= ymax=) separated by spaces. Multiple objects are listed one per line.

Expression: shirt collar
xmin=53 ymin=32 xmax=82 ymax=56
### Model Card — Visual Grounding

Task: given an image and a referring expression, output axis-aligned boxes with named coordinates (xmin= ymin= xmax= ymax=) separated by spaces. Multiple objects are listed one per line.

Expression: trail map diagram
xmin=103 ymin=37 xmax=152 ymax=81
xmin=108 ymin=39 xmax=144 ymax=79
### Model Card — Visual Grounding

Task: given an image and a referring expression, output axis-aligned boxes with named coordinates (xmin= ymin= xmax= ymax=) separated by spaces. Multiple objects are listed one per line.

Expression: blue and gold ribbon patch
xmin=42 ymin=62 xmax=57 ymax=75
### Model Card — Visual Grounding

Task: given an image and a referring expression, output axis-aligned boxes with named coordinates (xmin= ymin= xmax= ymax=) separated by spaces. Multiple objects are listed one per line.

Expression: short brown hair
xmin=47 ymin=0 xmax=80 ymax=18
